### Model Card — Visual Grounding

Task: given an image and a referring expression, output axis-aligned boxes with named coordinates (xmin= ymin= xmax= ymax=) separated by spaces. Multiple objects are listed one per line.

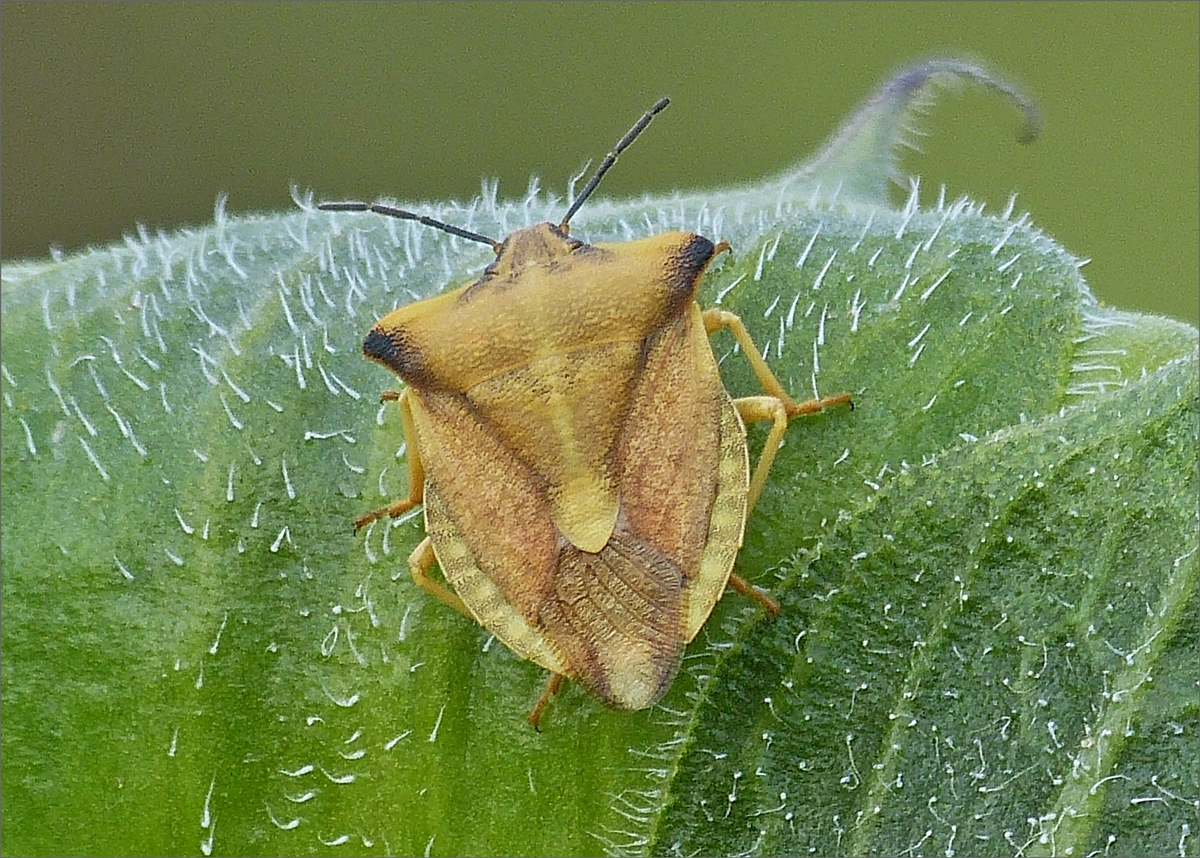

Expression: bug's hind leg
xmin=727 ymin=571 xmax=781 ymax=615
xmin=527 ymin=673 xmax=565 ymax=730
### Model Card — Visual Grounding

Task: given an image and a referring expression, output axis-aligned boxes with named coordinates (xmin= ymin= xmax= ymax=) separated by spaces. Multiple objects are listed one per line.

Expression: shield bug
xmin=320 ymin=99 xmax=851 ymax=727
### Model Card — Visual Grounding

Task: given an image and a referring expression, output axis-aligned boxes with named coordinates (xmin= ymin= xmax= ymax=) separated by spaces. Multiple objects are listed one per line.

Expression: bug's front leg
xmin=704 ymin=307 xmax=853 ymax=511
xmin=703 ymin=308 xmax=799 ymax=406
xmin=355 ymin=388 xmax=426 ymax=531
xmin=702 ymin=307 xmax=853 ymax=417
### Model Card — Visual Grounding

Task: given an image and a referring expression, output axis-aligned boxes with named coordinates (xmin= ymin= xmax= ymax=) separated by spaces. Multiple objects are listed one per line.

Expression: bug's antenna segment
xmin=318 ymin=201 xmax=500 ymax=250
xmin=560 ymin=97 xmax=670 ymax=229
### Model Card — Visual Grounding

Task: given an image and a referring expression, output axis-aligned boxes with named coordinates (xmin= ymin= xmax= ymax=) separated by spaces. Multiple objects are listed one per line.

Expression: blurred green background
xmin=2 ymin=3 xmax=1196 ymax=324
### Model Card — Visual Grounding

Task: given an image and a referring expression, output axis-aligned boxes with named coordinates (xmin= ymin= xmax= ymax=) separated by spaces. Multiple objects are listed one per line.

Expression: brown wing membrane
xmin=538 ymin=530 xmax=686 ymax=710
xmin=414 ymin=384 xmax=690 ymax=705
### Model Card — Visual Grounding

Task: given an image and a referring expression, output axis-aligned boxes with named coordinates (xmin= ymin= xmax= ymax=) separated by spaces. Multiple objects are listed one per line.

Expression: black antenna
xmin=559 ymin=97 xmax=670 ymax=230
xmin=317 ymin=201 xmax=500 ymax=250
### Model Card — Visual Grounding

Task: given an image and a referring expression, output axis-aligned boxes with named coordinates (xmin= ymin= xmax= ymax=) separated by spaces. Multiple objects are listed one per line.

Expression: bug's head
xmin=480 ymin=222 xmax=583 ymax=281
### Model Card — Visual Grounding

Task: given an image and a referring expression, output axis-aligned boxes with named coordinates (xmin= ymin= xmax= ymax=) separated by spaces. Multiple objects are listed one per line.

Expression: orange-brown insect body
xmin=321 ymin=100 xmax=850 ymax=723
xmin=365 ymin=224 xmax=741 ymax=708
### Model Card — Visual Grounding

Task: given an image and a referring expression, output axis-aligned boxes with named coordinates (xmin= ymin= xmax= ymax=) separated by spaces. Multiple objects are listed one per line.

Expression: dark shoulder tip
xmin=362 ymin=327 xmax=396 ymax=364
xmin=677 ymin=234 xmax=716 ymax=270
xmin=662 ymin=234 xmax=718 ymax=302
xmin=363 ymin=326 xmax=431 ymax=387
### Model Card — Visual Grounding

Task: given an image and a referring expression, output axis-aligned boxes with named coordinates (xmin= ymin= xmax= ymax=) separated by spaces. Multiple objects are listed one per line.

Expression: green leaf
xmin=2 ymin=60 xmax=1195 ymax=856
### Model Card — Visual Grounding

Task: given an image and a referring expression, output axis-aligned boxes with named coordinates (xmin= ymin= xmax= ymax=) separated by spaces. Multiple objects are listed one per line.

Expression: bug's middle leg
xmin=733 ymin=390 xmax=852 ymax=516
xmin=355 ymin=388 xmax=426 ymax=531
xmin=726 ymin=392 xmax=846 ymax=617
xmin=407 ymin=537 xmax=471 ymax=618
xmin=733 ymin=395 xmax=791 ymax=517
xmin=705 ymin=307 xmax=850 ymax=615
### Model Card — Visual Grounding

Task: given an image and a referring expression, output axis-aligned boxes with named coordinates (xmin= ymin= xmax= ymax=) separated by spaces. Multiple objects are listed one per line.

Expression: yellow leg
xmin=734 ymin=390 xmax=854 ymax=516
xmin=788 ymin=391 xmax=854 ymax=417
xmin=364 ymin=390 xmax=473 ymax=621
xmin=734 ymin=395 xmax=789 ymax=517
xmin=703 ymin=306 xmax=853 ymax=420
xmin=704 ymin=306 xmax=852 ymax=512
xmin=731 ymin=391 xmax=852 ymax=515
xmin=354 ymin=388 xmax=426 ymax=531
xmin=408 ymin=537 xmax=471 ymax=618
xmin=703 ymin=308 xmax=798 ymax=406
xmin=527 ymin=673 xmax=565 ymax=730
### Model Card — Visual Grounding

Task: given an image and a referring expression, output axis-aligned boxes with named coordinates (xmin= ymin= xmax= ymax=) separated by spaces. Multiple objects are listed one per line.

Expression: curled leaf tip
xmin=886 ymin=58 xmax=1042 ymax=145
xmin=789 ymin=57 xmax=1041 ymax=206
